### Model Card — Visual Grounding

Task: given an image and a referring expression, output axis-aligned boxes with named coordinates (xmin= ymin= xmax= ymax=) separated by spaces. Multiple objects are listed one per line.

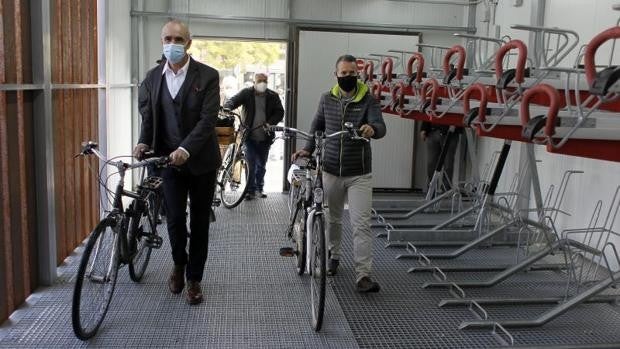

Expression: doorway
xmin=189 ymin=39 xmax=287 ymax=193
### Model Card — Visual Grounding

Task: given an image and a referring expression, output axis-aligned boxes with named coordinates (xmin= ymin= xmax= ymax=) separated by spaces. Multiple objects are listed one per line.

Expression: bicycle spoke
xmin=73 ymin=221 xmax=120 ymax=339
xmin=221 ymin=158 xmax=249 ymax=208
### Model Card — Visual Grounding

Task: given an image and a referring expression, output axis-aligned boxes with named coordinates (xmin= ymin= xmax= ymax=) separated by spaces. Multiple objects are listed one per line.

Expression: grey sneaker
xmin=356 ymin=277 xmax=380 ymax=293
xmin=327 ymin=258 xmax=339 ymax=276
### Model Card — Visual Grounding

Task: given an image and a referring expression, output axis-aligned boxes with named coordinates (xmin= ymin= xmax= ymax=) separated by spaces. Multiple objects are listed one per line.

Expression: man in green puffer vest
xmin=293 ymin=54 xmax=386 ymax=292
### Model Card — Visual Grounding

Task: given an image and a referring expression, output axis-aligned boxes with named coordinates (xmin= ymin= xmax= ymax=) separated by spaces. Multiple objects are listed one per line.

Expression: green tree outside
xmin=189 ymin=40 xmax=284 ymax=71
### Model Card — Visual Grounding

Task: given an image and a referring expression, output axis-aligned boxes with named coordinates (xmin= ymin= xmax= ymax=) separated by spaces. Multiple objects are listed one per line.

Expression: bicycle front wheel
xmin=220 ymin=157 xmax=249 ymax=208
xmin=309 ymin=214 xmax=326 ymax=331
xmin=128 ymin=192 xmax=162 ymax=281
xmin=72 ymin=218 xmax=120 ymax=340
xmin=291 ymin=202 xmax=307 ymax=275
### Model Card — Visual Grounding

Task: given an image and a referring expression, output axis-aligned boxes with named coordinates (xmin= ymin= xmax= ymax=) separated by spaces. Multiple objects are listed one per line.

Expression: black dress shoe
xmin=327 ymin=258 xmax=339 ymax=276
xmin=186 ymin=281 xmax=203 ymax=305
xmin=168 ymin=265 xmax=185 ymax=294
xmin=356 ymin=277 xmax=381 ymax=293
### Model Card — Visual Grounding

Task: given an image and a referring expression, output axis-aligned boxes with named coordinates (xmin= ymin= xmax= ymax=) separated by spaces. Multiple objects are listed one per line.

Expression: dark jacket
xmin=304 ymin=80 xmax=386 ymax=177
xmin=138 ymin=57 xmax=222 ymax=175
xmin=223 ymin=87 xmax=285 ymax=141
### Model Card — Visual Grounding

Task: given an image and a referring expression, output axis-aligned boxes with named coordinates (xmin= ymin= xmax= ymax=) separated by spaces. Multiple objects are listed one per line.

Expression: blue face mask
xmin=163 ymin=43 xmax=186 ymax=64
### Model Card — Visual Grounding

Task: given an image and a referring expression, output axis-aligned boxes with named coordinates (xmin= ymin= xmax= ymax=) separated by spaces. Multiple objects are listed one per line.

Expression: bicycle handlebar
xmin=78 ymin=141 xmax=170 ymax=169
xmin=219 ymin=107 xmax=241 ymax=119
xmin=267 ymin=124 xmax=369 ymax=143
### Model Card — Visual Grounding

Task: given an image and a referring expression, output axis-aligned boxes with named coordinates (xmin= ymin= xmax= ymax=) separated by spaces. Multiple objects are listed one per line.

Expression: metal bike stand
xmin=447 ymin=187 xmax=620 ymax=330
xmin=418 ymin=169 xmax=580 ymax=278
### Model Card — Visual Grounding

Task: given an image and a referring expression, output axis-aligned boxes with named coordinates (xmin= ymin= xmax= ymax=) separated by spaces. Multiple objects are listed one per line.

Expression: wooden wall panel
xmin=0 ymin=0 xmax=38 ymax=324
xmin=1 ymin=0 xmax=99 ymax=324
xmin=51 ymin=89 xmax=99 ymax=264
xmin=50 ymin=0 xmax=99 ymax=264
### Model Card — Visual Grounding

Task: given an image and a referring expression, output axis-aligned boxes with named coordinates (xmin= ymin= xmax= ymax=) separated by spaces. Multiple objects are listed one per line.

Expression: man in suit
xmin=133 ymin=19 xmax=221 ymax=305
xmin=223 ymin=73 xmax=284 ymax=199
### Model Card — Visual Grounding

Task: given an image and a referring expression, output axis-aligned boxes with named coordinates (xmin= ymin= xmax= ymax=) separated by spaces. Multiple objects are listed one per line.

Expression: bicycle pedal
xmin=145 ymin=235 xmax=163 ymax=249
xmin=279 ymin=247 xmax=297 ymax=257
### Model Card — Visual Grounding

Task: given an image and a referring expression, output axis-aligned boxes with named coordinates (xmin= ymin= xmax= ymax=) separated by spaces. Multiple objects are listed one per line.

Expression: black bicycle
xmin=272 ymin=122 xmax=366 ymax=331
xmin=216 ymin=108 xmax=251 ymax=208
xmin=71 ymin=141 xmax=169 ymax=340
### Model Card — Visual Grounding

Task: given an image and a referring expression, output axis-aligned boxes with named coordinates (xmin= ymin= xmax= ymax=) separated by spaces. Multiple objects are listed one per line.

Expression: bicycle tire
xmin=128 ymin=192 xmax=161 ymax=281
xmin=220 ymin=157 xmax=249 ymax=208
xmin=293 ymin=203 xmax=307 ymax=276
xmin=309 ymin=214 xmax=326 ymax=331
xmin=72 ymin=217 xmax=120 ymax=340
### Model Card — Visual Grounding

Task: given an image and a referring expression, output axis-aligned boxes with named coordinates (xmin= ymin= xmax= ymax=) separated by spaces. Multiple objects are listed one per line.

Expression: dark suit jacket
xmin=138 ymin=57 xmax=222 ymax=175
xmin=223 ymin=87 xmax=284 ymax=142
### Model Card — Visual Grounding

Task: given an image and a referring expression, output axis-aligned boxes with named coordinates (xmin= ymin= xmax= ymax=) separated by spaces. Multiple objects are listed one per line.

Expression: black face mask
xmin=337 ymin=75 xmax=358 ymax=92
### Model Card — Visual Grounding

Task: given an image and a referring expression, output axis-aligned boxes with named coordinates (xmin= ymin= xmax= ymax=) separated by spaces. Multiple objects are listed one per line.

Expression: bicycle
xmin=271 ymin=122 xmax=367 ymax=331
xmin=216 ymin=107 xmax=251 ymax=208
xmin=71 ymin=141 xmax=169 ymax=340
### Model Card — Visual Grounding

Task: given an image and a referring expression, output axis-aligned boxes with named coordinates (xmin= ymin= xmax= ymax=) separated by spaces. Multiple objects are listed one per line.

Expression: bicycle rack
xmin=457 ymin=186 xmax=620 ymax=330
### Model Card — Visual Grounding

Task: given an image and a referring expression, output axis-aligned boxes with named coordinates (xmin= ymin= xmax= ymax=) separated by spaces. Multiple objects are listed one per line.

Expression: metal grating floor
xmin=2 ymin=194 xmax=620 ymax=348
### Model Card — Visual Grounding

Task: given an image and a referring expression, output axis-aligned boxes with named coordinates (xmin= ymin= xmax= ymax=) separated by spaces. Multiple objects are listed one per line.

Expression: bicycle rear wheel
xmin=220 ymin=156 xmax=249 ymax=208
xmin=309 ymin=214 xmax=326 ymax=331
xmin=128 ymin=192 xmax=162 ymax=281
xmin=72 ymin=217 xmax=120 ymax=340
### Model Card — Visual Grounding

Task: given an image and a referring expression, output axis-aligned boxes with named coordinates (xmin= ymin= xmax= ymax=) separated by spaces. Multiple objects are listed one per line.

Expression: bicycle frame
xmin=217 ymin=109 xmax=257 ymax=184
xmin=81 ymin=143 xmax=167 ymax=264
xmin=271 ymin=124 xmax=368 ymax=273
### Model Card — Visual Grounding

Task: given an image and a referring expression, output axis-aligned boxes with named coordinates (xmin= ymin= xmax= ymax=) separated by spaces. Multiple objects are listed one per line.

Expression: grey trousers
xmin=426 ymin=130 xmax=457 ymax=189
xmin=323 ymin=172 xmax=373 ymax=283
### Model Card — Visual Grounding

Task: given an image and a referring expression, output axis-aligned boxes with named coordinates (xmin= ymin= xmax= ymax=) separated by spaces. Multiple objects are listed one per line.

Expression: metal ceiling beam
xmin=130 ymin=10 xmax=475 ymax=33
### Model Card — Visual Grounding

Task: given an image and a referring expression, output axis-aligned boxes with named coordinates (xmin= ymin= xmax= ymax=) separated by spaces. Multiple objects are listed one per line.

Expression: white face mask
xmin=255 ymin=82 xmax=267 ymax=93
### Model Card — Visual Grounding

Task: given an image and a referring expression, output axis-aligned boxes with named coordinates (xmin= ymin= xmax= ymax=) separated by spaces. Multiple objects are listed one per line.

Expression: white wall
xmin=297 ymin=30 xmax=420 ymax=188
xmin=472 ymin=0 xmax=620 ymax=245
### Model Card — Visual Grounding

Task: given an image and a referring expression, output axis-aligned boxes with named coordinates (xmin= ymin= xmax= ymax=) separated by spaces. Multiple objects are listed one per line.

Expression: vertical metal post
xmin=517 ymin=0 xmax=546 ymax=219
xmin=97 ymin=0 xmax=109 ymax=214
xmin=465 ymin=0 xmax=477 ymax=69
xmin=30 ymin=0 xmax=57 ymax=285
xmin=525 ymin=143 xmax=544 ymax=220
xmin=464 ymin=128 xmax=479 ymax=184
xmin=529 ymin=0 xmax=546 ymax=72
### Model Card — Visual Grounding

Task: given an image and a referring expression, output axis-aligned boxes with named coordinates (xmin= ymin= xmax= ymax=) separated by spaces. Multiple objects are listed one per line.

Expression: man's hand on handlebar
xmin=169 ymin=149 xmax=189 ymax=166
xmin=133 ymin=143 xmax=150 ymax=160
xmin=359 ymin=124 xmax=375 ymax=139
xmin=291 ymin=149 xmax=310 ymax=162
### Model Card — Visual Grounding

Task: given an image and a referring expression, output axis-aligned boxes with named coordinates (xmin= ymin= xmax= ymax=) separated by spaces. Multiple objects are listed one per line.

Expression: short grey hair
xmin=161 ymin=19 xmax=192 ymax=40
xmin=335 ymin=54 xmax=357 ymax=69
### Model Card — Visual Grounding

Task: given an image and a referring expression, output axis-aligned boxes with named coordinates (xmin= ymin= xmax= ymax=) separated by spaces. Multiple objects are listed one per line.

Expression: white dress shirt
xmin=161 ymin=58 xmax=190 ymax=99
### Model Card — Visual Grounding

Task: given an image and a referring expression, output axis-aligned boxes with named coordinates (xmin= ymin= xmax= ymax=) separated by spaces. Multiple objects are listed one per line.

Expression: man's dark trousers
xmin=162 ymin=167 xmax=216 ymax=282
xmin=245 ymin=138 xmax=270 ymax=193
